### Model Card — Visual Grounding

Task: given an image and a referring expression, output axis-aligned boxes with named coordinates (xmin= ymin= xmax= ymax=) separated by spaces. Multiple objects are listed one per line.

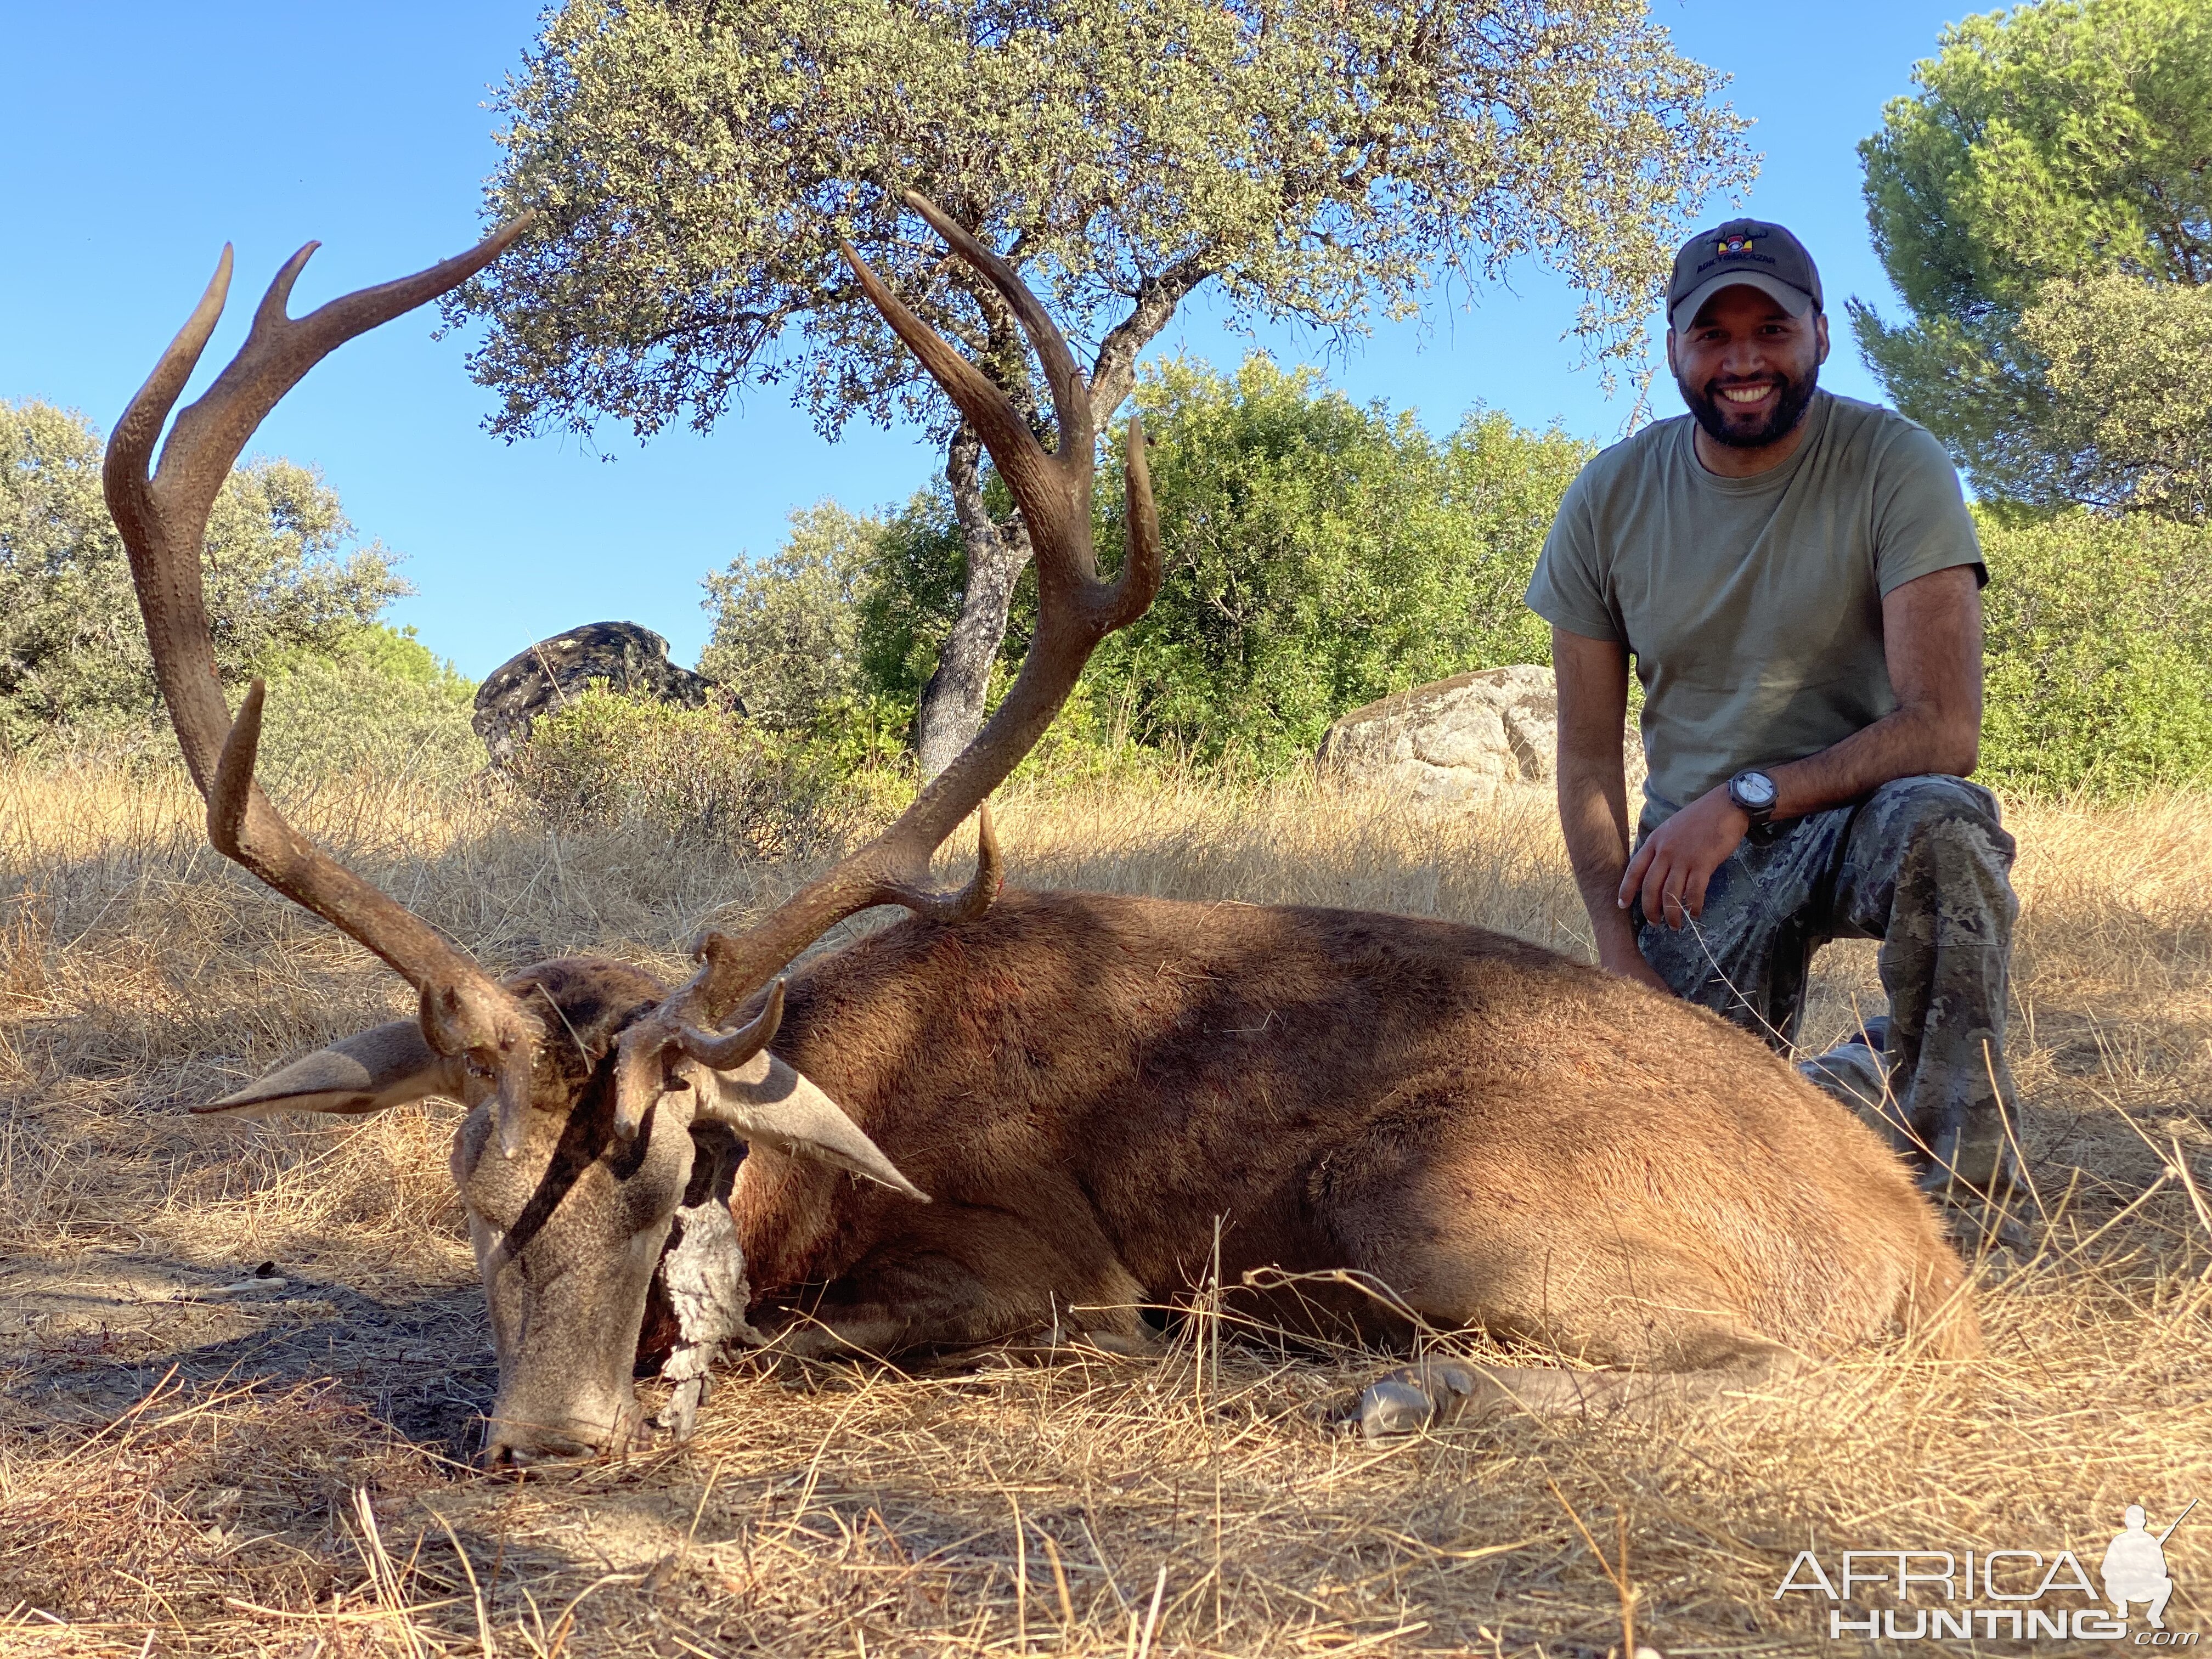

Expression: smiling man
xmin=1526 ymin=218 xmax=2021 ymax=1217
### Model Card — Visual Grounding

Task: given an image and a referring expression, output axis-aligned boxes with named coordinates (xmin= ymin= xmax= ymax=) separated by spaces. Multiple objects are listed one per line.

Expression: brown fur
xmin=214 ymin=884 xmax=1975 ymax=1459
xmin=731 ymin=888 xmax=1978 ymax=1386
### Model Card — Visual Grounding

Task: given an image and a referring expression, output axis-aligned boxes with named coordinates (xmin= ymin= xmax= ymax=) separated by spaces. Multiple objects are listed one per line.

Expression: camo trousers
xmin=1635 ymin=775 xmax=2021 ymax=1196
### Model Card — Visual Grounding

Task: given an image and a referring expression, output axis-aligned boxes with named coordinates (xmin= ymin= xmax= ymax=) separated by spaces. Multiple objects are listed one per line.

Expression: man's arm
xmin=1622 ymin=564 xmax=1984 ymax=929
xmin=1553 ymin=624 xmax=1671 ymax=990
xmin=1766 ymin=564 xmax=1982 ymax=815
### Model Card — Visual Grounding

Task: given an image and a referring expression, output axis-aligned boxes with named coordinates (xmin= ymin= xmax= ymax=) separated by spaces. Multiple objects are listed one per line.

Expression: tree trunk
xmin=913 ymin=423 xmax=1034 ymax=778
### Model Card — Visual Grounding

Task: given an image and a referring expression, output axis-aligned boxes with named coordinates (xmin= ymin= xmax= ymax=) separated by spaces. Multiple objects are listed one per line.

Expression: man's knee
xmin=1855 ymin=775 xmax=2017 ymax=897
xmin=1863 ymin=774 xmax=2007 ymax=847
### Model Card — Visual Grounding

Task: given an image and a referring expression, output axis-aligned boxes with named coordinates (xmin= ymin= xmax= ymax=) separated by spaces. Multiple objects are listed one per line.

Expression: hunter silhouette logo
xmin=2105 ymin=1502 xmax=2193 ymax=1630
xmin=1774 ymin=1499 xmax=2198 ymax=1642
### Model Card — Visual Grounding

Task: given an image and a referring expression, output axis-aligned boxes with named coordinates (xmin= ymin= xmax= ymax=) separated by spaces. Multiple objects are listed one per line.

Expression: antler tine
xmin=107 ymin=221 xmax=531 ymax=790
xmin=836 ymin=235 xmax=1076 ymax=558
xmin=1116 ymin=412 xmax=1165 ymax=630
xmin=675 ymin=978 xmax=788 ymax=1071
xmin=899 ymin=190 xmax=1093 ymax=470
xmin=106 ymin=222 xmax=549 ymax=1159
xmin=612 ymin=208 xmax=1163 ymax=1116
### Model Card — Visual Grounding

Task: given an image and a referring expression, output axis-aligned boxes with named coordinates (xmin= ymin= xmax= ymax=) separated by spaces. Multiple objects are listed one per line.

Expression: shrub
xmin=700 ymin=502 xmax=879 ymax=731
xmin=1977 ymin=507 xmax=2212 ymax=794
xmin=506 ymin=685 xmax=908 ymax=859
xmin=1056 ymin=357 xmax=1584 ymax=771
xmin=0 ymin=399 xmax=407 ymax=749
xmin=254 ymin=625 xmax=484 ymax=789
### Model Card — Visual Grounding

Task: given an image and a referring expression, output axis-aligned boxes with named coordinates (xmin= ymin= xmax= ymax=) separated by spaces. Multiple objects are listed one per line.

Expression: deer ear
xmin=198 ymin=1020 xmax=462 ymax=1118
xmin=695 ymin=1053 xmax=929 ymax=1202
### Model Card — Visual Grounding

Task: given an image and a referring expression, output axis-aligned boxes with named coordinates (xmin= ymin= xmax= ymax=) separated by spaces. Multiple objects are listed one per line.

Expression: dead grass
xmin=2 ymin=756 xmax=2208 ymax=1656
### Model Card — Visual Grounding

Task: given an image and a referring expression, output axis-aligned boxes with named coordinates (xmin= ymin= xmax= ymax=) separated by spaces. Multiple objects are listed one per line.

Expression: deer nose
xmin=479 ymin=1397 xmax=648 ymax=1469
xmin=479 ymin=1423 xmax=599 ymax=1470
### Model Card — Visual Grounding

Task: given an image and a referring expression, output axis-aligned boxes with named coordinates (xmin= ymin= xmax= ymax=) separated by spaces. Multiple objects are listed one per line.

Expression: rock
xmin=472 ymin=622 xmax=715 ymax=766
xmin=1316 ymin=664 xmax=1643 ymax=809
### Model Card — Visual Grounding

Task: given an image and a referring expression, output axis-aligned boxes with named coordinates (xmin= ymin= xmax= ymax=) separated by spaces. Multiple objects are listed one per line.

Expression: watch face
xmin=1735 ymin=771 xmax=1777 ymax=809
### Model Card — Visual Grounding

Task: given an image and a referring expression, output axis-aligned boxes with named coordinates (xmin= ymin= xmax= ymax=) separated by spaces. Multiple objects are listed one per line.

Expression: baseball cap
xmin=1667 ymin=219 xmax=1823 ymax=335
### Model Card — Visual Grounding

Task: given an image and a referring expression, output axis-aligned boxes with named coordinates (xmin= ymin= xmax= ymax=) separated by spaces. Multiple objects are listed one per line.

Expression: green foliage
xmin=710 ymin=355 xmax=1587 ymax=775
xmin=1977 ymin=507 xmax=2212 ymax=794
xmin=255 ymin=625 xmax=485 ymax=789
xmin=698 ymin=493 xmax=968 ymax=764
xmin=2012 ymin=274 xmax=2212 ymax=522
xmin=507 ymin=683 xmax=907 ymax=856
xmin=454 ymin=0 xmax=1752 ymax=443
xmin=0 ymin=399 xmax=413 ymax=751
xmin=849 ymin=489 xmax=985 ymax=715
xmin=1076 ymin=357 xmax=1587 ymax=769
xmin=699 ymin=502 xmax=882 ymax=731
xmin=1852 ymin=0 xmax=2212 ymax=517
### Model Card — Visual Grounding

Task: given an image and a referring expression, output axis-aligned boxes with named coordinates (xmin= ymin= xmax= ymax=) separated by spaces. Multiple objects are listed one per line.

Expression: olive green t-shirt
xmin=1526 ymin=391 xmax=1984 ymax=828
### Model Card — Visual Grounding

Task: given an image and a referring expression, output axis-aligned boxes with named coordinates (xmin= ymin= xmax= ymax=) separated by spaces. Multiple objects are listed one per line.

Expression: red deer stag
xmin=110 ymin=201 xmax=1977 ymax=1466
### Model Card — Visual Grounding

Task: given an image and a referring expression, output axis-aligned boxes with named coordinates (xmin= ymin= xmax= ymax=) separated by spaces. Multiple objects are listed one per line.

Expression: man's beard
xmin=1678 ymin=363 xmax=1819 ymax=449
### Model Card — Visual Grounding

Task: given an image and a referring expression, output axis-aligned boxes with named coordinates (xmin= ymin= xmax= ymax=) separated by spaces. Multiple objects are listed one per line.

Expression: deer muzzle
xmin=453 ymin=1079 xmax=699 ymax=1466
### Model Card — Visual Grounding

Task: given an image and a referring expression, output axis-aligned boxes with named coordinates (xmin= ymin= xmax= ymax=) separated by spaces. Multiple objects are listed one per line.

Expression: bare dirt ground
xmin=2 ymin=764 xmax=2207 ymax=1656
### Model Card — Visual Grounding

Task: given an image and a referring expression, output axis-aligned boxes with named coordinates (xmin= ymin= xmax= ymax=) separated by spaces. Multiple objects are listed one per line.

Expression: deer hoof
xmin=654 ymin=1374 xmax=708 ymax=1442
xmin=1357 ymin=1379 xmax=1436 ymax=1439
xmin=1351 ymin=1361 xmax=1494 ymax=1439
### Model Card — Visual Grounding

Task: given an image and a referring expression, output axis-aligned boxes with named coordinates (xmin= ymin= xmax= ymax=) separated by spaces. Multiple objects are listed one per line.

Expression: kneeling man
xmin=1527 ymin=218 xmax=2019 ymax=1208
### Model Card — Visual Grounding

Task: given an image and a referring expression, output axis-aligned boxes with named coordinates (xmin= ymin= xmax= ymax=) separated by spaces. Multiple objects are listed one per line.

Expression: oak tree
xmin=455 ymin=0 xmax=1751 ymax=769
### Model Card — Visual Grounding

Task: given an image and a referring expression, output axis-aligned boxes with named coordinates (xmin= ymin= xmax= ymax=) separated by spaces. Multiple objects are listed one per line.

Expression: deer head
xmin=106 ymin=198 xmax=1161 ymax=1465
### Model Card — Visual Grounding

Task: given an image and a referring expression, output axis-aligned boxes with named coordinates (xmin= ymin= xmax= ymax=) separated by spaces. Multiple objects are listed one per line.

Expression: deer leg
xmin=1348 ymin=1334 xmax=1808 ymax=1440
xmin=923 ymin=1327 xmax=1161 ymax=1373
xmin=761 ymin=1290 xmax=1153 ymax=1365
xmin=1329 ymin=1179 xmax=1820 ymax=1438
xmin=755 ymin=1206 xmax=1152 ymax=1362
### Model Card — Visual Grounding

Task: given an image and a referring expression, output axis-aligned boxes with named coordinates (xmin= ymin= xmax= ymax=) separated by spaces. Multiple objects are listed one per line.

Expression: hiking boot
xmin=1799 ymin=1014 xmax=1897 ymax=1132
xmin=1937 ymin=1190 xmax=2035 ymax=1255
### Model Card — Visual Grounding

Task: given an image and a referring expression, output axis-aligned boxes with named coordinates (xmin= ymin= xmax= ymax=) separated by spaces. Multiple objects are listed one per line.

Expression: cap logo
xmin=1717 ymin=232 xmax=1758 ymax=258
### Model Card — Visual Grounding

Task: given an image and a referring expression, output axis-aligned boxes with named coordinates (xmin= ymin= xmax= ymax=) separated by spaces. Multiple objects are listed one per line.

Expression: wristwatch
xmin=1726 ymin=768 xmax=1779 ymax=829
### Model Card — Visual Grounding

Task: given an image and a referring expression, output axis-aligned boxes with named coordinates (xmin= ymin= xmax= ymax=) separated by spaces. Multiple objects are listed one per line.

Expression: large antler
xmin=614 ymin=190 xmax=1163 ymax=1131
xmin=105 ymin=224 xmax=550 ymax=1156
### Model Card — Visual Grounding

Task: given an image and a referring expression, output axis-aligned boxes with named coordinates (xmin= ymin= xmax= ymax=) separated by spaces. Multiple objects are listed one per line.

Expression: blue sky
xmin=1 ymin=1 xmax=1970 ymax=679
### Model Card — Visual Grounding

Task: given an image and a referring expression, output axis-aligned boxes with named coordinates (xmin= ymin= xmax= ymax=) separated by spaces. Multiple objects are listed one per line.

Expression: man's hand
xmin=1618 ymin=784 xmax=1751 ymax=930
xmin=1595 ymin=932 xmax=1675 ymax=994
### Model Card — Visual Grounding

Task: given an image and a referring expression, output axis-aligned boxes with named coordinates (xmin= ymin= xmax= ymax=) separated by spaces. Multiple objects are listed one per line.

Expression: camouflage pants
xmin=1636 ymin=775 xmax=2021 ymax=1196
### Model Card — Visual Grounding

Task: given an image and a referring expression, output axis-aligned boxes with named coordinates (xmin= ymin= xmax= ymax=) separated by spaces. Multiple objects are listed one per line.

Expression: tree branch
xmin=1088 ymin=256 xmax=1216 ymax=422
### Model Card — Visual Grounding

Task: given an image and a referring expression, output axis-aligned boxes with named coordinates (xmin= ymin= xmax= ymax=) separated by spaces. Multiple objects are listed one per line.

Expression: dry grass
xmin=2 ymin=755 xmax=2208 ymax=1656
